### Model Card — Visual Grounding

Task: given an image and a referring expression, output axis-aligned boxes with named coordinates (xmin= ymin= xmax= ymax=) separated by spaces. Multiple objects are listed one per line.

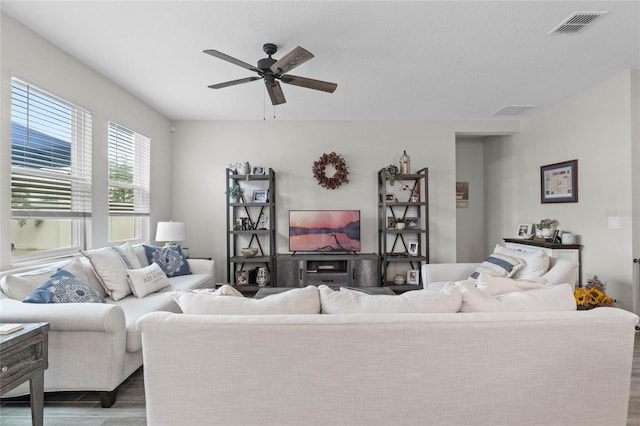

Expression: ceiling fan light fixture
xmin=204 ymin=43 xmax=337 ymax=106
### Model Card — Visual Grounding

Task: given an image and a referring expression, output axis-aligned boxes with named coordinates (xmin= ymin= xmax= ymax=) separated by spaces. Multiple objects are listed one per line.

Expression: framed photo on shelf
xmin=517 ymin=223 xmax=533 ymax=237
xmin=385 ymin=193 xmax=397 ymax=202
xmin=405 ymin=217 xmax=419 ymax=229
xmin=251 ymin=166 xmax=265 ymax=175
xmin=235 ymin=270 xmax=248 ymax=286
xmin=407 ymin=240 xmax=419 ymax=256
xmin=387 ymin=216 xmax=396 ymax=229
xmin=407 ymin=269 xmax=419 ymax=285
xmin=252 ymin=189 xmax=268 ymax=203
xmin=540 ymin=159 xmax=578 ymax=203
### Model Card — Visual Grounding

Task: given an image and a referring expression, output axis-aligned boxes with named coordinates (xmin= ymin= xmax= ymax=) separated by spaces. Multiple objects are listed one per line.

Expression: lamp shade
xmin=155 ymin=221 xmax=186 ymax=243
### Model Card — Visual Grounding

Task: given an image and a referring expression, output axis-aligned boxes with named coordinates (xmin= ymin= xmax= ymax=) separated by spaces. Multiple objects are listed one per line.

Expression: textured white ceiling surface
xmin=2 ymin=1 xmax=639 ymax=121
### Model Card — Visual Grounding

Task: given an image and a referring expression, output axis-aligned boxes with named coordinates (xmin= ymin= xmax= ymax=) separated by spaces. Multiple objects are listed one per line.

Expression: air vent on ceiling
xmin=492 ymin=105 xmax=537 ymax=117
xmin=548 ymin=11 xmax=607 ymax=35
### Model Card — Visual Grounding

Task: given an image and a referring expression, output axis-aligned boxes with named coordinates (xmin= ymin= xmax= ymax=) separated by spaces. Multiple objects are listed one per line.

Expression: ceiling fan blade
xmin=280 ymin=75 xmax=337 ymax=93
xmin=266 ymin=81 xmax=286 ymax=105
xmin=270 ymin=46 xmax=314 ymax=74
xmin=203 ymin=49 xmax=260 ymax=73
xmin=208 ymin=77 xmax=261 ymax=89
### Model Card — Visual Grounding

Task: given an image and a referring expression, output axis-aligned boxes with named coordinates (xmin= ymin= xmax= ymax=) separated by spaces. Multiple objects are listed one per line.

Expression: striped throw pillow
xmin=470 ymin=253 xmax=525 ymax=280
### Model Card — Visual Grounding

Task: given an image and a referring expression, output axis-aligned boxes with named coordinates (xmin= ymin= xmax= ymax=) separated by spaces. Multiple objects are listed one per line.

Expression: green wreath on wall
xmin=313 ymin=152 xmax=349 ymax=190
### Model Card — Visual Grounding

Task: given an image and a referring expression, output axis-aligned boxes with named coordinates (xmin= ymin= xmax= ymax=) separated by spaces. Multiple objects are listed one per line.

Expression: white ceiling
xmin=2 ymin=1 xmax=639 ymax=121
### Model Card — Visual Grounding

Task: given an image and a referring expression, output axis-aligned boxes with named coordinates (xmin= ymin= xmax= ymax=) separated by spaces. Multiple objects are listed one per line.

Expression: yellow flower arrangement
xmin=574 ymin=275 xmax=614 ymax=310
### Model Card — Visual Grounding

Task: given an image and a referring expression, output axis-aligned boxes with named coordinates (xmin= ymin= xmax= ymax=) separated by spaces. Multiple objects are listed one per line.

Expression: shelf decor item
xmin=256 ymin=267 xmax=269 ymax=287
xmin=229 ymin=184 xmax=244 ymax=203
xmin=540 ymin=159 xmax=578 ymax=203
xmin=399 ymin=150 xmax=411 ymax=174
xmin=312 ymin=152 xmax=350 ymax=189
xmin=385 ymin=165 xmax=399 ymax=185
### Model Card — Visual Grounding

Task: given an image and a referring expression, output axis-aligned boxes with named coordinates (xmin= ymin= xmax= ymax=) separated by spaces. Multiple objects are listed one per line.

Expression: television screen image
xmin=289 ymin=210 xmax=361 ymax=253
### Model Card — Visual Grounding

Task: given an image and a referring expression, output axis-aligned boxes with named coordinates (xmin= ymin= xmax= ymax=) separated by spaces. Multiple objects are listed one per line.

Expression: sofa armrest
xmin=187 ymin=259 xmax=215 ymax=277
xmin=421 ymin=263 xmax=478 ymax=288
xmin=0 ymin=297 xmax=125 ymax=332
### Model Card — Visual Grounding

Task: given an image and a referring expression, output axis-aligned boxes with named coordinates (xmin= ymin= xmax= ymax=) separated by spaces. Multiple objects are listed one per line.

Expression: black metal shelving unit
xmin=378 ymin=167 xmax=429 ymax=290
xmin=226 ymin=168 xmax=276 ymax=290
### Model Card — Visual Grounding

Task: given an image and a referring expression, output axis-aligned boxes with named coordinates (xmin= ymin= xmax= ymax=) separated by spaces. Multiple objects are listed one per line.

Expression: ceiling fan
xmin=204 ymin=43 xmax=337 ymax=105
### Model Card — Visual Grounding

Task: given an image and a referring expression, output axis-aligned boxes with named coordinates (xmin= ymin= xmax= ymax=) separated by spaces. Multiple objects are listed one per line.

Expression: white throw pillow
xmin=470 ymin=253 xmax=525 ymax=279
xmin=81 ymin=241 xmax=142 ymax=301
xmin=1 ymin=264 xmax=59 ymax=300
xmin=127 ymin=263 xmax=171 ymax=298
xmin=475 ymin=273 xmax=545 ymax=296
xmin=318 ymin=285 xmax=462 ymax=314
xmin=62 ymin=257 xmax=108 ymax=298
xmin=172 ymin=285 xmax=321 ymax=315
xmin=493 ymin=245 xmax=549 ymax=280
xmin=459 ymin=283 xmax=576 ymax=312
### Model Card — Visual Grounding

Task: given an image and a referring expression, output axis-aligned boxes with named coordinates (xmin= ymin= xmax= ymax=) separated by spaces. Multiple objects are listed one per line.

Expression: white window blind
xmin=108 ymin=122 xmax=150 ymax=216
xmin=11 ymin=79 xmax=92 ymax=219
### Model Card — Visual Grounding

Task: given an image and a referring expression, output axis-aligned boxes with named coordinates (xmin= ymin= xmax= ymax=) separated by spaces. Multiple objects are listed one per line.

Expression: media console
xmin=276 ymin=253 xmax=379 ymax=288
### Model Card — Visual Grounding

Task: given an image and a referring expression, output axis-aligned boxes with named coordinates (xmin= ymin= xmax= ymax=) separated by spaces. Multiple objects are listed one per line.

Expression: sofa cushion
xmin=318 ymin=285 xmax=462 ymax=314
xmin=127 ymin=263 xmax=170 ymax=298
xmin=470 ymin=253 xmax=525 ymax=279
xmin=1 ymin=264 xmax=61 ymax=301
xmin=172 ymin=285 xmax=321 ymax=315
xmin=81 ymin=241 xmax=142 ymax=301
xmin=475 ymin=273 xmax=546 ymax=296
xmin=23 ymin=269 xmax=105 ymax=304
xmin=143 ymin=245 xmax=191 ymax=277
xmin=458 ymin=282 xmax=576 ymax=312
xmin=493 ymin=245 xmax=549 ymax=280
xmin=112 ymin=290 xmax=183 ymax=352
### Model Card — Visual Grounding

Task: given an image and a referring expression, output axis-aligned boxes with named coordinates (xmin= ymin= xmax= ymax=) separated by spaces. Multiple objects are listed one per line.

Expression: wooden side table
xmin=0 ymin=323 xmax=49 ymax=426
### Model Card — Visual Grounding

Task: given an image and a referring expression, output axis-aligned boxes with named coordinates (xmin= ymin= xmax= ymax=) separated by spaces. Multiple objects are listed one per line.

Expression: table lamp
xmin=155 ymin=221 xmax=185 ymax=247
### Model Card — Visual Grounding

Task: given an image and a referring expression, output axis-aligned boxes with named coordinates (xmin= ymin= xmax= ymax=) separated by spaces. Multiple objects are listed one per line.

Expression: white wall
xmin=0 ymin=13 xmax=172 ymax=268
xmin=484 ymin=71 xmax=637 ymax=311
xmin=170 ymin=120 xmax=517 ymax=282
xmin=455 ymin=137 xmax=485 ymax=263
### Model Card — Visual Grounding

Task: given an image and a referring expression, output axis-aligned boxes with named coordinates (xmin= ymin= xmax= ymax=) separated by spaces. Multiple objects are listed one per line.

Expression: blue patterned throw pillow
xmin=23 ymin=269 xmax=106 ymax=304
xmin=143 ymin=245 xmax=191 ymax=277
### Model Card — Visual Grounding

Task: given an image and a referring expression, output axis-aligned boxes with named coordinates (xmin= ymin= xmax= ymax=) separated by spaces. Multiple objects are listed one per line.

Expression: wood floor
xmin=2 ymin=332 xmax=640 ymax=425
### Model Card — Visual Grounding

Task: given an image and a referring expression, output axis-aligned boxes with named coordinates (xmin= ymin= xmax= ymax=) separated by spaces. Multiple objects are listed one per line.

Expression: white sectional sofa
xmin=0 ymin=248 xmax=214 ymax=407
xmin=139 ymin=305 xmax=638 ymax=425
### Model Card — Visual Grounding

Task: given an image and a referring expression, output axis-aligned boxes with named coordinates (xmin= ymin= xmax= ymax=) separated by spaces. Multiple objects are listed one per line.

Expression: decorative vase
xmin=393 ymin=274 xmax=405 ymax=285
xmin=399 ymin=150 xmax=411 ymax=174
xmin=256 ymin=267 xmax=269 ymax=287
xmin=410 ymin=194 xmax=419 ymax=203
xmin=237 ymin=162 xmax=250 ymax=175
xmin=396 ymin=222 xmax=406 ymax=230
xmin=540 ymin=228 xmax=554 ymax=238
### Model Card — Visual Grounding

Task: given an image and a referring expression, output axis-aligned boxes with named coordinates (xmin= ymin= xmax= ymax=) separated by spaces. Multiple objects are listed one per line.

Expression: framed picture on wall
xmin=541 ymin=159 xmax=578 ymax=203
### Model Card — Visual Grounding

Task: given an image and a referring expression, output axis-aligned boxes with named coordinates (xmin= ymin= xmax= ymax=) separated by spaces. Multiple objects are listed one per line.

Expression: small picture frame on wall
xmin=252 ymin=166 xmax=265 ymax=175
xmin=252 ymin=189 xmax=268 ymax=203
xmin=540 ymin=159 xmax=578 ymax=203
xmin=407 ymin=269 xmax=419 ymax=285
xmin=235 ymin=271 xmax=248 ymax=286
xmin=407 ymin=240 xmax=419 ymax=256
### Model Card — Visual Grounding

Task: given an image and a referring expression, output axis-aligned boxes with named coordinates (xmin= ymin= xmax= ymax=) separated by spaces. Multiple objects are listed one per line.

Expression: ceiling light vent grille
xmin=548 ymin=11 xmax=607 ymax=35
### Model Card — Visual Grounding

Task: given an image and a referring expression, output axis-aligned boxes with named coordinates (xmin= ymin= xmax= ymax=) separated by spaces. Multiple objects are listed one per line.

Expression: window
xmin=11 ymin=79 xmax=92 ymax=259
xmin=108 ymin=122 xmax=150 ymax=242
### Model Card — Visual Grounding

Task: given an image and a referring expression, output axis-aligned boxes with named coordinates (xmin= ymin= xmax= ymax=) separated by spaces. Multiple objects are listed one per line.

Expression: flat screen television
xmin=289 ymin=210 xmax=361 ymax=253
